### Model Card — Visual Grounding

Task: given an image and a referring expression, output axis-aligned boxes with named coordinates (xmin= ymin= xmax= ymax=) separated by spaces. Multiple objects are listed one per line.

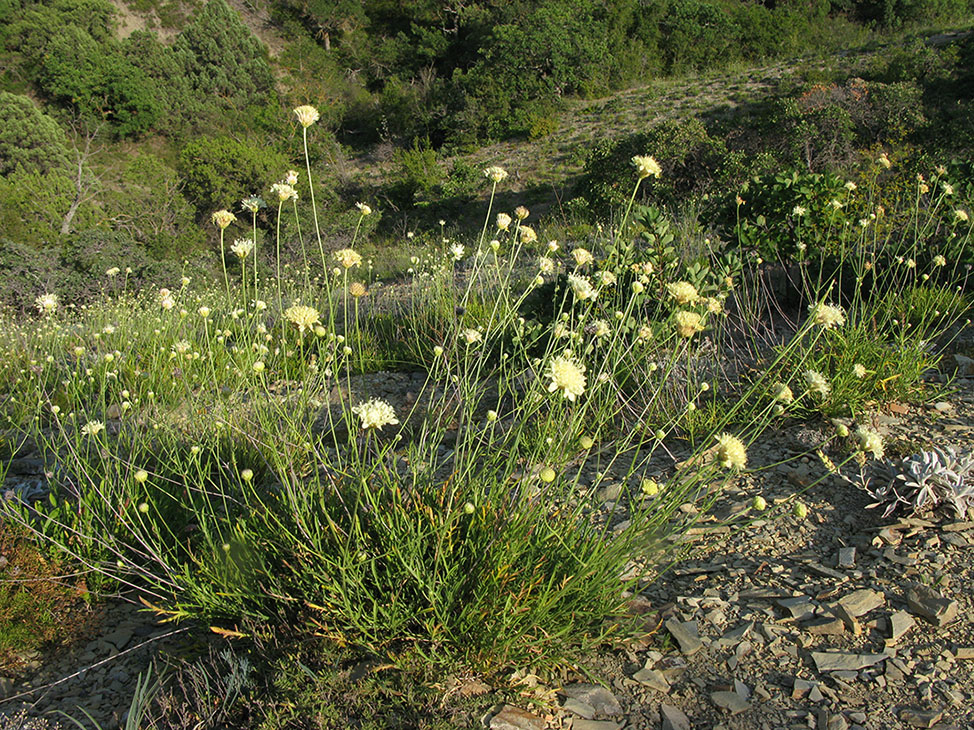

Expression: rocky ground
xmin=2 ymin=363 xmax=973 ymax=730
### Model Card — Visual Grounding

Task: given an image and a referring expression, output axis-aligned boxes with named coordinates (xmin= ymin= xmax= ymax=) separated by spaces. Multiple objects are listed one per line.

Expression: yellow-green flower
xmin=293 ymin=105 xmax=320 ymax=128
xmin=546 ymin=353 xmax=586 ymax=402
xmin=632 ymin=155 xmax=662 ymax=179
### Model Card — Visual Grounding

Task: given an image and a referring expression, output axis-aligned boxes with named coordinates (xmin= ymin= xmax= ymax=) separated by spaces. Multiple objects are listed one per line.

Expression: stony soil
xmin=2 ymin=361 xmax=974 ymax=730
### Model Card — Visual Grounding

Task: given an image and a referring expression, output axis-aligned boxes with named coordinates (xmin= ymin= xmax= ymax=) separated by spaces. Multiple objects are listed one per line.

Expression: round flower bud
xmin=241 ymin=469 xmax=254 ymax=482
xmin=539 ymin=467 xmax=556 ymax=483
xmin=134 ymin=469 xmax=148 ymax=484
xmin=793 ymin=501 xmax=809 ymax=520
xmin=751 ymin=495 xmax=767 ymax=512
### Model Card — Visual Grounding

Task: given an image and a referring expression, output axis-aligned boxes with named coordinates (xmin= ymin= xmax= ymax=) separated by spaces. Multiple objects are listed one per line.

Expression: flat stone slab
xmin=632 ymin=666 xmax=670 ymax=693
xmin=665 ymin=618 xmax=703 ymax=656
xmin=811 ymin=651 xmax=889 ymax=672
xmin=906 ymin=584 xmax=959 ymax=627
xmin=900 ymin=709 xmax=943 ymax=727
xmin=711 ymin=690 xmax=749 ymax=714
xmin=660 ymin=703 xmax=692 ymax=730
xmin=490 ymin=705 xmax=545 ymax=730
xmin=560 ymin=684 xmax=623 ymax=717
xmin=836 ymin=589 xmax=885 ymax=618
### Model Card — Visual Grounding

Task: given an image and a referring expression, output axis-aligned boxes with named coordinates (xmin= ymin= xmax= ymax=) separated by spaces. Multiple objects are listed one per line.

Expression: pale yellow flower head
xmin=484 ymin=166 xmax=508 ymax=183
xmin=808 ymin=302 xmax=845 ymax=329
xmin=716 ymin=433 xmax=747 ymax=470
xmin=667 ymin=281 xmax=699 ymax=305
xmin=355 ymin=202 xmax=372 ymax=216
xmin=352 ymin=398 xmax=399 ymax=430
xmin=81 ymin=420 xmax=106 ymax=437
xmin=35 ymin=293 xmax=58 ymax=315
xmin=855 ymin=425 xmax=884 ymax=459
xmin=955 ymin=209 xmax=969 ymax=223
xmin=546 ymin=353 xmax=586 ymax=402
xmin=632 ymin=155 xmax=662 ymax=179
xmin=230 ymin=239 xmax=254 ymax=260
xmin=519 ymin=225 xmax=537 ymax=244
xmin=567 ymin=273 xmax=597 ymax=301
xmin=349 ymin=282 xmax=367 ymax=298
xmin=211 ymin=210 xmax=236 ymax=229
xmin=772 ymin=382 xmax=794 ymax=404
xmin=804 ymin=369 xmax=830 ymax=399
xmin=496 ymin=213 xmax=512 ymax=231
xmin=514 ymin=205 xmax=529 ymax=220
xmin=270 ymin=183 xmax=298 ymax=202
xmin=293 ymin=105 xmax=320 ymax=128
xmin=572 ymin=248 xmax=594 ymax=267
xmin=284 ymin=304 xmax=321 ymax=334
xmin=674 ymin=310 xmax=704 ymax=338
xmin=334 ymin=248 xmax=363 ymax=269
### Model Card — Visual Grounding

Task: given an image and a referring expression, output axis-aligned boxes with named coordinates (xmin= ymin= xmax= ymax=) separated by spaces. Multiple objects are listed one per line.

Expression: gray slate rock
xmin=660 ymin=704 xmax=693 ymax=730
xmin=665 ymin=618 xmax=703 ymax=656
xmin=572 ymin=721 xmax=623 ymax=730
xmin=562 ymin=698 xmax=595 ymax=719
xmin=632 ymin=667 xmax=670 ymax=693
xmin=489 ymin=705 xmax=545 ymax=730
xmin=711 ymin=690 xmax=749 ymax=714
xmin=560 ymin=684 xmax=623 ymax=717
xmin=811 ymin=651 xmax=889 ymax=672
xmin=906 ymin=584 xmax=959 ymax=627
xmin=836 ymin=589 xmax=885 ymax=618
xmin=888 ymin=610 xmax=915 ymax=644
xmin=899 ymin=709 xmax=943 ymax=728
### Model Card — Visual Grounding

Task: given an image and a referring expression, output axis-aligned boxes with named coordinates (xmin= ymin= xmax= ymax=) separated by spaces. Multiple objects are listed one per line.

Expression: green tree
xmin=37 ymin=26 xmax=162 ymax=136
xmin=178 ymin=135 xmax=288 ymax=217
xmin=0 ymin=92 xmax=70 ymax=174
xmin=170 ymin=0 xmax=276 ymax=123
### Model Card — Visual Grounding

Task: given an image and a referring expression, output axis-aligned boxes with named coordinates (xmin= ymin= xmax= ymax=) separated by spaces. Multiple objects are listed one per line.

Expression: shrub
xmin=0 ymin=92 xmax=70 ymax=175
xmin=178 ymin=135 xmax=289 ymax=217
xmin=575 ymin=119 xmax=729 ymax=215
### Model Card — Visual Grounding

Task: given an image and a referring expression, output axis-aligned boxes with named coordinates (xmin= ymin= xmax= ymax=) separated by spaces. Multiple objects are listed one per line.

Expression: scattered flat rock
xmin=632 ymin=667 xmax=670 ymax=693
xmin=660 ymin=703 xmax=692 ymax=730
xmin=837 ymin=547 xmax=856 ymax=569
xmin=803 ymin=616 xmax=845 ymax=635
xmin=906 ymin=584 xmax=959 ymax=627
xmin=811 ymin=652 xmax=889 ymax=672
xmin=837 ymin=589 xmax=885 ymax=618
xmin=888 ymin=610 xmax=915 ymax=644
xmin=899 ymin=709 xmax=943 ymax=728
xmin=665 ymin=618 xmax=703 ymax=656
xmin=571 ymin=721 xmax=623 ymax=730
xmin=560 ymin=684 xmax=622 ymax=717
xmin=711 ymin=690 xmax=749 ymax=714
xmin=717 ymin=621 xmax=753 ymax=646
xmin=562 ymin=698 xmax=596 ymax=719
xmin=489 ymin=705 xmax=545 ymax=730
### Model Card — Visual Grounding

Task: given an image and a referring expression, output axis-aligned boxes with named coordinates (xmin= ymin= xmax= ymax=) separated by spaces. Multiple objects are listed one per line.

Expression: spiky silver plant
xmin=857 ymin=446 xmax=974 ymax=519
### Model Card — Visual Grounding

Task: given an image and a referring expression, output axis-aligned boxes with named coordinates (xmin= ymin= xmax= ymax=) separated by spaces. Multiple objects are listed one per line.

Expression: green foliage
xmin=767 ymin=78 xmax=926 ymax=170
xmin=0 ymin=521 xmax=89 ymax=670
xmin=0 ymin=239 xmax=60 ymax=311
xmin=388 ymin=137 xmax=444 ymax=208
xmin=576 ymin=119 xmax=730 ymax=215
xmin=169 ymin=0 xmax=276 ymax=120
xmin=178 ymin=135 xmax=289 ymax=216
xmin=37 ymin=26 xmax=163 ymax=136
xmin=0 ymin=92 xmax=70 ymax=174
xmin=0 ymin=168 xmax=105 ymax=247
xmin=722 ymin=168 xmax=852 ymax=262
xmin=104 ymin=153 xmax=206 ymax=259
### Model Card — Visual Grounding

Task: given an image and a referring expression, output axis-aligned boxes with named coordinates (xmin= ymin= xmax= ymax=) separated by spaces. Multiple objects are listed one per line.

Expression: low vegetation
xmin=0 ymin=103 xmax=970 ymax=722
